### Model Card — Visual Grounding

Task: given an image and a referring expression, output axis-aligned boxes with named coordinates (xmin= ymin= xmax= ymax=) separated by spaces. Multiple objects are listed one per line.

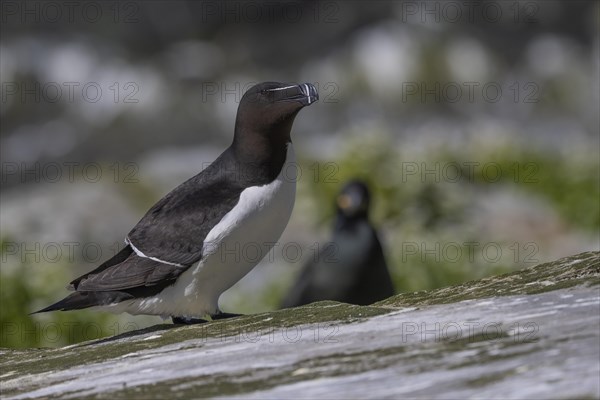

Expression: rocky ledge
xmin=1 ymin=251 xmax=598 ymax=399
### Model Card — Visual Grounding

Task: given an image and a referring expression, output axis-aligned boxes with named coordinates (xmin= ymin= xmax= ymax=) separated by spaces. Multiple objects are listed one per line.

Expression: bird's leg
xmin=211 ymin=312 xmax=243 ymax=320
xmin=171 ymin=316 xmax=208 ymax=325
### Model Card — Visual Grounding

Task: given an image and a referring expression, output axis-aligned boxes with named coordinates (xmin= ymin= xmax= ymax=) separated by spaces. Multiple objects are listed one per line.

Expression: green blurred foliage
xmin=461 ymin=144 xmax=600 ymax=232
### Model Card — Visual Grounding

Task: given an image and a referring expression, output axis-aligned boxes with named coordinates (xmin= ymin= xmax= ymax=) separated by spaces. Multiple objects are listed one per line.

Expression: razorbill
xmin=35 ymin=82 xmax=318 ymax=324
xmin=281 ymin=180 xmax=395 ymax=307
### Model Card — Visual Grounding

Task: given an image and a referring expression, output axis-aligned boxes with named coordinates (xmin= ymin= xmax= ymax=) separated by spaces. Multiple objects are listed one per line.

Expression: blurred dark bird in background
xmin=281 ymin=180 xmax=395 ymax=307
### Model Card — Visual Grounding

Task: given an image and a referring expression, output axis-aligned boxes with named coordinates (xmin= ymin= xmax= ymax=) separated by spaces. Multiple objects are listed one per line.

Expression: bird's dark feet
xmin=171 ymin=316 xmax=208 ymax=325
xmin=211 ymin=312 xmax=242 ymax=320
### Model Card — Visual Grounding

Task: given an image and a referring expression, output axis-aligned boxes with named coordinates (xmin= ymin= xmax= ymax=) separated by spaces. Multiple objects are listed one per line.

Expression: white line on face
xmin=266 ymin=85 xmax=297 ymax=92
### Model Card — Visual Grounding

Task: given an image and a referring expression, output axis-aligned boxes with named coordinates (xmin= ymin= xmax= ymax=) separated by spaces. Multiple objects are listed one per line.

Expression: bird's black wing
xmin=68 ymin=245 xmax=134 ymax=289
xmin=74 ymin=253 xmax=183 ymax=291
xmin=69 ymin=150 xmax=248 ymax=293
xmin=35 ymin=247 xmax=181 ymax=312
xmin=127 ymin=150 xmax=246 ymax=266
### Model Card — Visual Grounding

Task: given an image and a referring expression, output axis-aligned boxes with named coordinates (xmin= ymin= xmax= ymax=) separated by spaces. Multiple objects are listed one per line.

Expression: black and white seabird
xmin=36 ymin=82 xmax=318 ymax=323
xmin=281 ymin=180 xmax=395 ymax=307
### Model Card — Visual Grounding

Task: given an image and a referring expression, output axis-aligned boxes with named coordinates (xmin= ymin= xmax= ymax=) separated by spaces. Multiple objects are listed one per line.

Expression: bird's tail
xmin=31 ymin=291 xmax=124 ymax=314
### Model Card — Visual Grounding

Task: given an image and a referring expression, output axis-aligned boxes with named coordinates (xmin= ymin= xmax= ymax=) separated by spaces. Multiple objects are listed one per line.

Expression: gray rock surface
xmin=1 ymin=251 xmax=598 ymax=399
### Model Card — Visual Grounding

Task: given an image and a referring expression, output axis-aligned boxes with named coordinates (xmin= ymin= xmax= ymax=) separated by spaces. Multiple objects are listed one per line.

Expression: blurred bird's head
xmin=336 ymin=180 xmax=371 ymax=219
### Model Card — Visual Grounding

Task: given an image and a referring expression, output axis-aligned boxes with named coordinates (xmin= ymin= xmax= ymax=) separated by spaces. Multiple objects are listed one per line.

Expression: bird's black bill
xmin=270 ymin=83 xmax=319 ymax=106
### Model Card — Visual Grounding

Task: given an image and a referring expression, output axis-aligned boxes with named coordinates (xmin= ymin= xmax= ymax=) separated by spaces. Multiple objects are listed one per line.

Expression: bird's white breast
xmin=114 ymin=143 xmax=297 ymax=318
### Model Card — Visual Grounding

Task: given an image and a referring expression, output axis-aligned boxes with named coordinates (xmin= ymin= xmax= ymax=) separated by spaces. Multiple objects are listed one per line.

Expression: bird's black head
xmin=233 ymin=82 xmax=318 ymax=149
xmin=336 ymin=180 xmax=371 ymax=219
